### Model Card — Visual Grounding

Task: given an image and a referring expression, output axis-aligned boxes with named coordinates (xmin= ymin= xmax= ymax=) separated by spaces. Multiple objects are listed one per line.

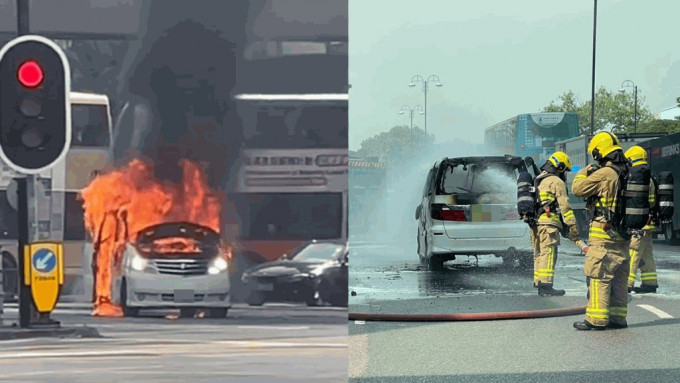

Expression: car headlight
xmin=209 ymin=256 xmax=228 ymax=275
xmin=131 ymin=253 xmax=149 ymax=271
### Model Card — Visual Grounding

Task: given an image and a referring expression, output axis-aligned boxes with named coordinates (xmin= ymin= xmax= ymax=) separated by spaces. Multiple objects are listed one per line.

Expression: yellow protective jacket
xmin=571 ymin=162 xmax=624 ymax=224
xmin=572 ymin=161 xmax=629 ymax=241
xmin=535 ymin=171 xmax=576 ymax=229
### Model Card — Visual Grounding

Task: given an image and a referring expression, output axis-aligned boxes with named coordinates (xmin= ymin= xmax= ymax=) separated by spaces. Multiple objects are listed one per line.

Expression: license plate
xmin=257 ymin=283 xmax=274 ymax=292
xmin=174 ymin=289 xmax=195 ymax=303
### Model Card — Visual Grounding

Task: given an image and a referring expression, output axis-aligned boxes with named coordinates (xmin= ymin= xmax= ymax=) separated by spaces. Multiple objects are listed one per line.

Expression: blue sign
xmin=32 ymin=248 xmax=56 ymax=273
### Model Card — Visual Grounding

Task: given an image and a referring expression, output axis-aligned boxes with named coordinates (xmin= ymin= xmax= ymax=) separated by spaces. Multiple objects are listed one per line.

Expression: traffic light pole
xmin=17 ymin=177 xmax=35 ymax=327
xmin=15 ymin=0 xmax=36 ymax=329
xmin=17 ymin=0 xmax=30 ymax=36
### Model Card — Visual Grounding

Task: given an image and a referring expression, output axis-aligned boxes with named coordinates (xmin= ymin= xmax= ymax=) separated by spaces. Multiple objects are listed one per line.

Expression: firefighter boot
xmin=538 ymin=282 xmax=565 ymax=296
xmin=573 ymin=321 xmax=606 ymax=331
xmin=633 ymin=285 xmax=657 ymax=294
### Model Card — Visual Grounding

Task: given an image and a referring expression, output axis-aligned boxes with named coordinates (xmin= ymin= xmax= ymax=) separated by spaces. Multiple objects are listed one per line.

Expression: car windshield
xmin=291 ymin=243 xmax=345 ymax=263
xmin=441 ymin=162 xmax=518 ymax=204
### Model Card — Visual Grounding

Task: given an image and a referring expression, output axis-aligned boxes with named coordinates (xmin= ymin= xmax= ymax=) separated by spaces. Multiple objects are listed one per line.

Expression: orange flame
xmin=81 ymin=158 xmax=225 ymax=317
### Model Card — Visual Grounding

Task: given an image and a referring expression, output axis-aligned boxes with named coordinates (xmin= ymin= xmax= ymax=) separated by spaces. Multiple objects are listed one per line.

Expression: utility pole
xmin=590 ymin=0 xmax=597 ymax=134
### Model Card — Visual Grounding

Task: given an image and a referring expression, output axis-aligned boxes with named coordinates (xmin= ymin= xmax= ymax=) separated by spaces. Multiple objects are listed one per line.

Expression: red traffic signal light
xmin=0 ymin=35 xmax=71 ymax=174
xmin=17 ymin=60 xmax=44 ymax=88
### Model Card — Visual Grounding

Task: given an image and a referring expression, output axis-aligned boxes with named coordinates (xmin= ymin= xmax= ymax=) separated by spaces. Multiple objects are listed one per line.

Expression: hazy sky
xmin=349 ymin=0 xmax=680 ymax=150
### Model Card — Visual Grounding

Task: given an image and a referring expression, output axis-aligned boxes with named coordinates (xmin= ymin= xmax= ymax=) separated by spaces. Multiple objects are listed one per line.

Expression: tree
xmin=358 ymin=125 xmax=435 ymax=163
xmin=637 ymin=119 xmax=680 ymax=134
xmin=542 ymin=87 xmax=656 ymax=134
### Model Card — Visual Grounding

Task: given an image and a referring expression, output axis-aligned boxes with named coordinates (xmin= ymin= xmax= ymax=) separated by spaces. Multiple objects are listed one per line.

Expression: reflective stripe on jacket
xmin=536 ymin=172 xmax=576 ymax=229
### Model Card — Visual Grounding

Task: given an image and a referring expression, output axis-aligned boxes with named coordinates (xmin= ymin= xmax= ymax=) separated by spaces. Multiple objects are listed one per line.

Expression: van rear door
xmin=435 ymin=161 xmax=527 ymax=239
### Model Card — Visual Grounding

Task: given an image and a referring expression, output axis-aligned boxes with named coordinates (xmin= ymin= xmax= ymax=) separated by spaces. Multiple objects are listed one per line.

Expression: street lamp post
xmin=590 ymin=0 xmax=597 ymax=135
xmin=409 ymin=75 xmax=443 ymax=137
xmin=619 ymin=80 xmax=638 ymax=133
xmin=399 ymin=104 xmax=424 ymax=151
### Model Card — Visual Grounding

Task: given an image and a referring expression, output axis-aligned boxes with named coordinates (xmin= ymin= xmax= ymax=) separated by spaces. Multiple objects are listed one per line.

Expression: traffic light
xmin=0 ymin=35 xmax=71 ymax=174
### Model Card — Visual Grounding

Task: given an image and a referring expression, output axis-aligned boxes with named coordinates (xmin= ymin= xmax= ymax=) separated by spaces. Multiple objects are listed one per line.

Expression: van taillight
xmin=431 ymin=204 xmax=467 ymax=221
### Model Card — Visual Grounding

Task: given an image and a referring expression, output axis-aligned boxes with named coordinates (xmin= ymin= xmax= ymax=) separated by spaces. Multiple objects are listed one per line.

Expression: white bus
xmin=0 ymin=91 xmax=112 ymax=299
xmin=227 ymin=94 xmax=348 ymax=277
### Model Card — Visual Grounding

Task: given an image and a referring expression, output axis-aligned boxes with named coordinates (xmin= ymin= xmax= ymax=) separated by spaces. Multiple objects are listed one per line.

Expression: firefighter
xmin=529 ymin=151 xmax=581 ymax=296
xmin=572 ymin=132 xmax=630 ymax=330
xmin=624 ymin=145 xmax=658 ymax=294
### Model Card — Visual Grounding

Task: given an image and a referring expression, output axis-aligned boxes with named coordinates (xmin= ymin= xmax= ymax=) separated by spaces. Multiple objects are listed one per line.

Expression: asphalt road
xmin=0 ymin=302 xmax=348 ymax=383
xmin=348 ymin=236 xmax=680 ymax=382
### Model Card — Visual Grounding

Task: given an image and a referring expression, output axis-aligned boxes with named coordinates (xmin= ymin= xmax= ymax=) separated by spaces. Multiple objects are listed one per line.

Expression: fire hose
xmin=349 ymin=305 xmax=586 ymax=322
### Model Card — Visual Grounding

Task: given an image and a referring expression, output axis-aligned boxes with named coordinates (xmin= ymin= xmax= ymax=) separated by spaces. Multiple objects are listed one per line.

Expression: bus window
xmin=243 ymin=105 xmax=347 ymax=149
xmin=71 ymin=104 xmax=110 ymax=148
xmin=230 ymin=192 xmax=343 ymax=240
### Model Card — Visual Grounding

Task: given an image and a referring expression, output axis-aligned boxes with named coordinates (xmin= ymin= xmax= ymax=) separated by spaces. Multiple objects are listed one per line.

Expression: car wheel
xmin=120 ymin=279 xmax=139 ymax=317
xmin=179 ymin=308 xmax=197 ymax=318
xmin=427 ymin=254 xmax=445 ymax=271
xmin=208 ymin=308 xmax=228 ymax=318
xmin=518 ymin=252 xmax=533 ymax=269
xmin=416 ymin=227 xmax=422 ymax=256
xmin=330 ymin=291 xmax=348 ymax=307
xmin=501 ymin=254 xmax=516 ymax=268
xmin=246 ymin=291 xmax=266 ymax=306
xmin=306 ymin=284 xmax=322 ymax=306
xmin=420 ymin=240 xmax=430 ymax=267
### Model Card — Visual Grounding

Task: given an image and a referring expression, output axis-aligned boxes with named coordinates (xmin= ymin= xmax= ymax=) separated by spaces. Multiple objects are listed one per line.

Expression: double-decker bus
xmin=225 ymin=33 xmax=348 ymax=291
xmin=485 ymin=112 xmax=580 ymax=164
xmin=0 ymin=92 xmax=112 ymax=299
xmin=228 ymin=93 xmax=348 ymax=267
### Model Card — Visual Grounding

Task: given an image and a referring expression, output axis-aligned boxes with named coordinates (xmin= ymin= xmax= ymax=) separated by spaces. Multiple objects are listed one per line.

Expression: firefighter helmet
xmin=548 ymin=151 xmax=572 ymax=172
xmin=587 ymin=132 xmax=622 ymax=162
xmin=624 ymin=145 xmax=648 ymax=166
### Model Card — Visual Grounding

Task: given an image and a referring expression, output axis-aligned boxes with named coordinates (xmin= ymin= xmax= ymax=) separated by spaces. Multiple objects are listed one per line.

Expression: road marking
xmin=637 ymin=304 xmax=674 ymax=319
xmin=2 ymin=308 xmax=93 ymax=316
xmin=237 ymin=325 xmax=310 ymax=330
xmin=216 ymin=340 xmax=346 ymax=348
xmin=0 ymin=349 xmax=157 ymax=359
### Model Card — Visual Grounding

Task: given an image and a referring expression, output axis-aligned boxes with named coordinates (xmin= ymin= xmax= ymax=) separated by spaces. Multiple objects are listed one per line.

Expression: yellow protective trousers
xmin=530 ymin=225 xmax=560 ymax=286
xmin=628 ymin=230 xmax=658 ymax=288
xmin=583 ymin=223 xmax=630 ymax=327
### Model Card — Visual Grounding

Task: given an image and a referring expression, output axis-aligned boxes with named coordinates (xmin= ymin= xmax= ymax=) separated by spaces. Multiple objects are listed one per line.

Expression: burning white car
xmin=111 ymin=222 xmax=231 ymax=318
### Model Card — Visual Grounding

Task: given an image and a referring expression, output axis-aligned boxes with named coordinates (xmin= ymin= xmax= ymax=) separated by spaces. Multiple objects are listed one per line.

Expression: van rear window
xmin=440 ymin=163 xmax=518 ymax=203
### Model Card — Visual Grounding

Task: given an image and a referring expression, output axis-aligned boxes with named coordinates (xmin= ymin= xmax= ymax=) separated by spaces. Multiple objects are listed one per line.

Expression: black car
xmin=240 ymin=240 xmax=347 ymax=306
xmin=308 ymin=247 xmax=348 ymax=307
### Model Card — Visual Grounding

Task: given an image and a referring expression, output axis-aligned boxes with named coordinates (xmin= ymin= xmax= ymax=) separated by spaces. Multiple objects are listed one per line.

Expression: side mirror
xmin=415 ymin=205 xmax=422 ymax=220
xmin=279 ymin=254 xmax=288 ymax=261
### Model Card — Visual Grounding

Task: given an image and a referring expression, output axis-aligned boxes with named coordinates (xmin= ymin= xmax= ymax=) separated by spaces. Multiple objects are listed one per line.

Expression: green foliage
xmin=637 ymin=119 xmax=680 ymax=134
xmin=358 ymin=125 xmax=435 ymax=162
xmin=542 ymin=87 xmax=660 ymax=134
